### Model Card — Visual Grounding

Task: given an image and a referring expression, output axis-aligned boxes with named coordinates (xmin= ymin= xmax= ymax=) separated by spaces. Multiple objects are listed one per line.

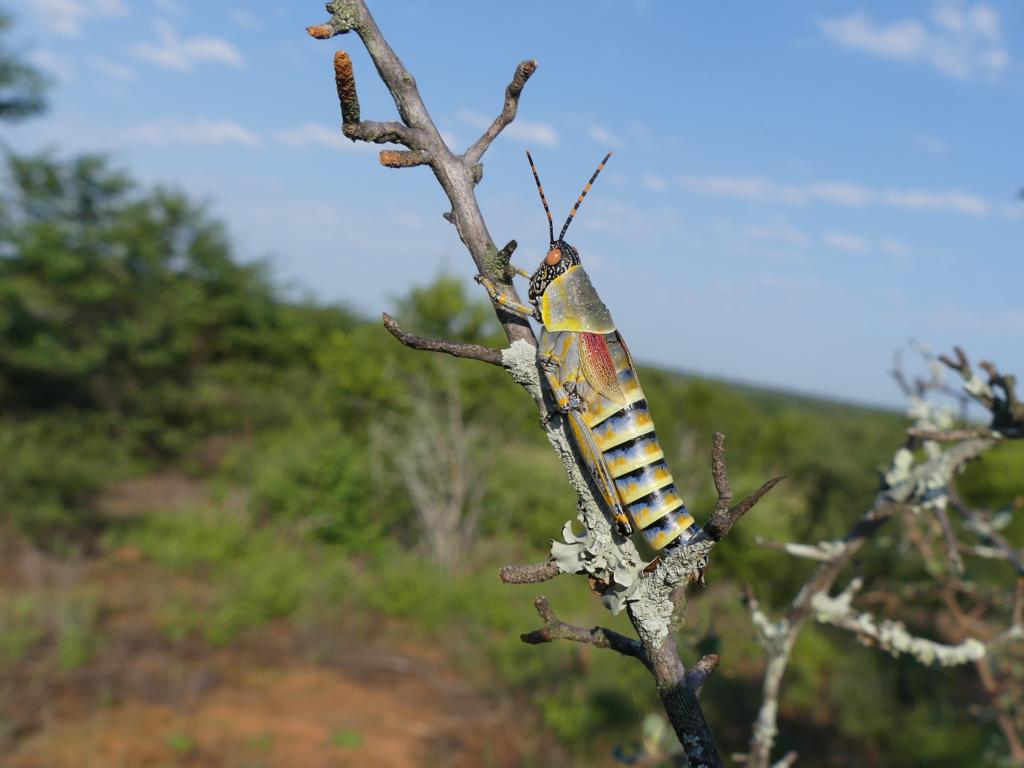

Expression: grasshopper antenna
xmin=559 ymin=152 xmax=612 ymax=242
xmin=526 ymin=150 xmax=555 ymax=245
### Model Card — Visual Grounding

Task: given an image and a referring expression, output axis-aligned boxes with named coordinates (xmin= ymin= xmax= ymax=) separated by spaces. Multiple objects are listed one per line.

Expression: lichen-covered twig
xmin=744 ymin=347 xmax=1024 ymax=767
xmin=809 ymin=585 xmax=986 ymax=666
xmin=308 ymin=4 xmax=767 ymax=763
xmin=382 ymin=313 xmax=503 ymax=366
xmin=522 ymin=596 xmax=651 ymax=670
xmin=940 ymin=346 xmax=1024 ymax=437
xmin=907 ymin=426 xmax=1000 ymax=442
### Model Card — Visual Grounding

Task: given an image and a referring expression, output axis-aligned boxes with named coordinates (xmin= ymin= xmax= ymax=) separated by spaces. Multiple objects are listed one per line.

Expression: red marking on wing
xmin=580 ymin=332 xmax=626 ymax=404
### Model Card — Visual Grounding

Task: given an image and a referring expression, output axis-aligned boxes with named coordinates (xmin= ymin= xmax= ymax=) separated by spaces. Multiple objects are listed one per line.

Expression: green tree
xmin=0 ymin=10 xmax=46 ymax=120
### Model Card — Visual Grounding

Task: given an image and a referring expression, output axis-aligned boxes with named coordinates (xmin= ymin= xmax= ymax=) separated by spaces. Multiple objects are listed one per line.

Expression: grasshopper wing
xmin=579 ymin=331 xmax=627 ymax=405
xmin=565 ymin=409 xmax=633 ymax=535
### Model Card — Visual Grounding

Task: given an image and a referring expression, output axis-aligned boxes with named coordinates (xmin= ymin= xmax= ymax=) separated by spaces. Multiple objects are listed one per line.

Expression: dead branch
xmin=746 ymin=348 xmax=1023 ymax=767
xmin=500 ymin=559 xmax=561 ymax=584
xmin=308 ymin=4 xmax=763 ymax=763
xmin=464 ymin=60 xmax=537 ymax=165
xmin=704 ymin=432 xmax=784 ymax=541
xmin=685 ymin=653 xmax=720 ymax=692
xmin=381 ymin=313 xmax=503 ymax=366
xmin=522 ymin=596 xmax=651 ymax=671
xmin=934 ymin=504 xmax=965 ymax=575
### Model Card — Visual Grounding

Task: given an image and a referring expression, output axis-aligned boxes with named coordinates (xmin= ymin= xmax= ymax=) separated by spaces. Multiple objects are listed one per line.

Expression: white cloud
xmin=504 ymin=119 xmax=558 ymax=146
xmin=880 ymin=187 xmax=988 ymax=216
xmin=642 ymin=174 xmax=667 ymax=192
xmin=153 ymin=0 xmax=185 ymax=15
xmin=881 ymin=238 xmax=911 ymax=259
xmin=747 ymin=224 xmax=809 ymax=249
xmin=679 ymin=175 xmax=807 ymax=205
xmin=28 ymin=48 xmax=73 ymax=84
xmin=586 ymin=124 xmax=619 ymax=147
xmin=90 ymin=57 xmax=136 ymax=81
xmin=131 ymin=21 xmax=243 ymax=71
xmin=457 ymin=109 xmax=557 ymax=146
xmin=126 ymin=118 xmax=262 ymax=147
xmin=23 ymin=0 xmax=127 ymax=37
xmin=807 ymin=181 xmax=872 ymax=206
xmin=229 ymin=10 xmax=261 ymax=29
xmin=822 ymin=231 xmax=868 ymax=253
xmin=274 ymin=123 xmax=375 ymax=152
xmin=820 ymin=2 xmax=1009 ymax=81
xmin=678 ymin=173 xmax=998 ymax=218
xmin=914 ymin=134 xmax=949 ymax=155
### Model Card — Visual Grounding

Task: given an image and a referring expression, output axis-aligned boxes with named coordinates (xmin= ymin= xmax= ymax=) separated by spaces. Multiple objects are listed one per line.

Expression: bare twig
xmin=685 ymin=653 xmax=720 ymax=692
xmin=949 ymin=488 xmax=1024 ymax=576
xmin=464 ymin=60 xmax=537 ymax=165
xmin=522 ymin=596 xmax=651 ymax=670
xmin=310 ymin=4 xmax=737 ymax=762
xmin=500 ymin=560 xmax=561 ymax=584
xmin=382 ymin=313 xmax=503 ymax=366
xmin=703 ymin=432 xmax=784 ymax=541
xmin=934 ymin=504 xmax=965 ymax=574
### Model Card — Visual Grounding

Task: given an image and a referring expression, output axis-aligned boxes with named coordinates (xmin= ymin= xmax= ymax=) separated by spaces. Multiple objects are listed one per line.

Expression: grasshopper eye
xmin=545 ymin=247 xmax=561 ymax=265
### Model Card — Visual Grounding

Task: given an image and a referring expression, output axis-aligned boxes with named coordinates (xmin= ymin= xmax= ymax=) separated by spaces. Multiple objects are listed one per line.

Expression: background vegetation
xmin=1 ymin=10 xmax=1023 ymax=766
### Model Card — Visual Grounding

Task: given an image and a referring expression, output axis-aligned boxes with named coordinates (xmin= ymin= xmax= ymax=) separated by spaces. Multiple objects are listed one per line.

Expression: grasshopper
xmin=478 ymin=152 xmax=705 ymax=551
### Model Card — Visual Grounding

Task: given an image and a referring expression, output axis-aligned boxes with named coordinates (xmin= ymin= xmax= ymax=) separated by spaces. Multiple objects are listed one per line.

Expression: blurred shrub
xmin=0 ymin=412 xmax=139 ymax=543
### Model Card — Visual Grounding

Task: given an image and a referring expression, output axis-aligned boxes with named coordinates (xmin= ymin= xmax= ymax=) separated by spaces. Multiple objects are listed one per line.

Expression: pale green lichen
xmin=550 ymin=519 xmax=647 ymax=614
xmin=631 ymin=540 xmax=713 ymax=645
xmin=810 ymin=590 xmax=987 ymax=666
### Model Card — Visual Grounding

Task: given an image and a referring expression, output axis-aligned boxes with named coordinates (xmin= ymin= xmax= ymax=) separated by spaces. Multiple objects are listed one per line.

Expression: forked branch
xmin=382 ymin=313 xmax=503 ymax=366
xmin=522 ymin=596 xmax=652 ymax=671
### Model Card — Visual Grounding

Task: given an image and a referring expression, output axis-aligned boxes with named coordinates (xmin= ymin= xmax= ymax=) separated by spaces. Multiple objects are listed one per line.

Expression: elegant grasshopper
xmin=477 ymin=152 xmax=705 ymax=551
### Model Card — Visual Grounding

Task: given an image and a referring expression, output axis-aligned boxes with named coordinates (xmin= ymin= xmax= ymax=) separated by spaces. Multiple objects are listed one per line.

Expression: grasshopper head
xmin=528 ymin=240 xmax=580 ymax=306
xmin=524 ymin=150 xmax=611 ymax=309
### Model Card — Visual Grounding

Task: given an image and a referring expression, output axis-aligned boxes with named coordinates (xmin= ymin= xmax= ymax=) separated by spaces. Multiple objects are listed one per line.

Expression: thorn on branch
xmin=500 ymin=559 xmax=561 ymax=584
xmin=381 ymin=312 xmax=503 ymax=366
xmin=521 ymin=596 xmax=652 ymax=670
xmin=464 ymin=59 xmax=538 ymax=165
xmin=704 ymin=434 xmax=784 ymax=541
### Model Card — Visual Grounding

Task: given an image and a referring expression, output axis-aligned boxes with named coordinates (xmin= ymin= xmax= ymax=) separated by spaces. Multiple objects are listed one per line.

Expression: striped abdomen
xmin=581 ymin=334 xmax=701 ymax=550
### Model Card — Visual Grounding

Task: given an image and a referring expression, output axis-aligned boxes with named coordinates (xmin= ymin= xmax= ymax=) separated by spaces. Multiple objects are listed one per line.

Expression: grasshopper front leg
xmin=475 ymin=275 xmax=539 ymax=321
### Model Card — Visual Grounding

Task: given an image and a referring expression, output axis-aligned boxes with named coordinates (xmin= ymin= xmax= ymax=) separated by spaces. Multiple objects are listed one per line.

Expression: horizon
xmin=4 ymin=0 xmax=1022 ymax=409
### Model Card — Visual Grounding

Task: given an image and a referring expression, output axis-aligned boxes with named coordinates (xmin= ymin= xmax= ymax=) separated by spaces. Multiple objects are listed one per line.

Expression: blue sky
xmin=4 ymin=0 xmax=1022 ymax=407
